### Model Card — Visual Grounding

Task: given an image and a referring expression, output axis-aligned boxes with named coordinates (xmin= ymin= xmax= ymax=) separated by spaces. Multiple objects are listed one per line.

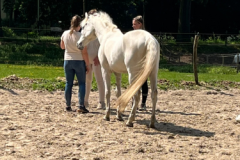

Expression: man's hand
xmin=93 ymin=56 xmax=100 ymax=66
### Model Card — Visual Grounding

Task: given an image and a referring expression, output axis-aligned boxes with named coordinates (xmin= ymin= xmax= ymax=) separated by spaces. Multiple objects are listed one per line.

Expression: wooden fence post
xmin=206 ymin=55 xmax=209 ymax=64
xmin=193 ymin=34 xmax=199 ymax=85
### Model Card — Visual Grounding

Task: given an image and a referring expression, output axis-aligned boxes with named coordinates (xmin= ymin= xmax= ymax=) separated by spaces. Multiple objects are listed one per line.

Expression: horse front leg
xmin=114 ymin=72 xmax=121 ymax=98
xmin=102 ymin=70 xmax=111 ymax=121
xmin=126 ymin=90 xmax=140 ymax=127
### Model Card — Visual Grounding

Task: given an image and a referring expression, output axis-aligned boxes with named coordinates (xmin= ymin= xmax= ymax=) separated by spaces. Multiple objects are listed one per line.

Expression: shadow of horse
xmin=135 ymin=120 xmax=215 ymax=137
xmin=118 ymin=109 xmax=214 ymax=137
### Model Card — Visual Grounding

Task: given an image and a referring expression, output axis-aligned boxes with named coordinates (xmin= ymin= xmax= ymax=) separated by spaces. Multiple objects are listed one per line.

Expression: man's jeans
xmin=64 ymin=60 xmax=86 ymax=107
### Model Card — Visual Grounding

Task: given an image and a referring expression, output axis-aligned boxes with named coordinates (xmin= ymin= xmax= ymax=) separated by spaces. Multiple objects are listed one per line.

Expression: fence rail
xmin=0 ymin=27 xmax=240 ymax=68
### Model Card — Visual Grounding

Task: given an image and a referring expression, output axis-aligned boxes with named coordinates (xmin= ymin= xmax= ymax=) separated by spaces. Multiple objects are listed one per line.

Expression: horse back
xmin=122 ymin=30 xmax=156 ymax=69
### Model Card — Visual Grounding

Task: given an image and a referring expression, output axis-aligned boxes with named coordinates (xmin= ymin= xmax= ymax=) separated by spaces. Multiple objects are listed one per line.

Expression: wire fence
xmin=152 ymin=32 xmax=240 ymax=67
xmin=0 ymin=27 xmax=240 ymax=67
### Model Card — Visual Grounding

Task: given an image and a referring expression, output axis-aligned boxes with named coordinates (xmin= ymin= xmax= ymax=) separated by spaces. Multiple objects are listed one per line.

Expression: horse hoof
xmin=126 ymin=122 xmax=133 ymax=127
xmin=103 ymin=116 xmax=110 ymax=121
xmin=116 ymin=115 xmax=124 ymax=121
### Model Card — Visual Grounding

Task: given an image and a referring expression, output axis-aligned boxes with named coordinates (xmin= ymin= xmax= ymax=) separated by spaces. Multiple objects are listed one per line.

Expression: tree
xmin=177 ymin=0 xmax=191 ymax=42
xmin=177 ymin=0 xmax=211 ymax=41
xmin=0 ymin=0 xmax=3 ymax=37
xmin=3 ymin=0 xmax=15 ymax=26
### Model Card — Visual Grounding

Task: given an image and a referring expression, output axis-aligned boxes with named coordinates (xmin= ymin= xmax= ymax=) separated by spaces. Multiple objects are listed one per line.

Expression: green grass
xmin=158 ymin=71 xmax=240 ymax=82
xmin=1 ymin=64 xmax=240 ymax=91
xmin=0 ymin=64 xmax=64 ymax=79
xmin=1 ymin=64 xmax=240 ymax=82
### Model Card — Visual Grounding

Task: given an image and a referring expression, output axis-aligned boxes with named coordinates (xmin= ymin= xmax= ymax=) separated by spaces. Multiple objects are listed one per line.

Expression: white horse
xmin=77 ymin=11 xmax=160 ymax=128
xmin=233 ymin=54 xmax=240 ymax=64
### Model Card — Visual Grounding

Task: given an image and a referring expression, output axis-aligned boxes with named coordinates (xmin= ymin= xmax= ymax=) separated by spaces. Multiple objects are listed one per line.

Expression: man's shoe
xmin=77 ymin=106 xmax=89 ymax=113
xmin=97 ymin=102 xmax=105 ymax=110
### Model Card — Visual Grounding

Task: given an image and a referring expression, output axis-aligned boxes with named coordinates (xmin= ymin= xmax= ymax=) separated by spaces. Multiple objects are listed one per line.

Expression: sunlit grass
xmin=0 ymin=64 xmax=64 ymax=79
xmin=1 ymin=64 xmax=240 ymax=91
xmin=1 ymin=64 xmax=240 ymax=82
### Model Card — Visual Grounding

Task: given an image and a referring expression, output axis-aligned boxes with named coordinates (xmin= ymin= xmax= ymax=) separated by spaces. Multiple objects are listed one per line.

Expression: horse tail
xmin=115 ymin=36 xmax=160 ymax=113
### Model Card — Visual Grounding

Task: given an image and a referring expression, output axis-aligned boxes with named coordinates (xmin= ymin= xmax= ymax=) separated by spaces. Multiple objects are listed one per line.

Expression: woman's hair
xmin=133 ymin=15 xmax=145 ymax=30
xmin=70 ymin=15 xmax=81 ymax=35
xmin=88 ymin=9 xmax=97 ymax=15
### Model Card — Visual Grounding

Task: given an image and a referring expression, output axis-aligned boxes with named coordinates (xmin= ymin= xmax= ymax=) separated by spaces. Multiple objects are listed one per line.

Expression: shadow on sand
xmin=135 ymin=120 xmax=215 ymax=137
xmin=0 ymin=86 xmax=18 ymax=95
xmin=112 ymin=109 xmax=214 ymax=137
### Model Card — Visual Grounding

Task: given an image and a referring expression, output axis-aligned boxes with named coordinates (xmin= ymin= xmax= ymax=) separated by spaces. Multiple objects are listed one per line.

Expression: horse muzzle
xmin=77 ymin=42 xmax=84 ymax=50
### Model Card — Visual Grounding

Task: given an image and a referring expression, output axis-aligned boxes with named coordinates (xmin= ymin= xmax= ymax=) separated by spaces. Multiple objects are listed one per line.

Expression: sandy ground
xmin=1 ymin=86 xmax=240 ymax=160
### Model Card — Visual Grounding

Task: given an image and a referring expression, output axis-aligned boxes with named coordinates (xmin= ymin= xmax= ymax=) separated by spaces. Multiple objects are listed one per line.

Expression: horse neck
xmin=93 ymin=20 xmax=121 ymax=43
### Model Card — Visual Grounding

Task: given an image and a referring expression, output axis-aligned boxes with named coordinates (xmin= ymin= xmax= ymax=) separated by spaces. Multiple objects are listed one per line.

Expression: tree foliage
xmin=1 ymin=0 xmax=240 ymax=34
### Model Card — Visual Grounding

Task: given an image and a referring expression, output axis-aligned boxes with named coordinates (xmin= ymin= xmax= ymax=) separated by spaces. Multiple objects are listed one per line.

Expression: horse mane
xmin=80 ymin=11 xmax=118 ymax=33
xmin=80 ymin=16 xmax=88 ymax=27
xmin=97 ymin=11 xmax=118 ymax=31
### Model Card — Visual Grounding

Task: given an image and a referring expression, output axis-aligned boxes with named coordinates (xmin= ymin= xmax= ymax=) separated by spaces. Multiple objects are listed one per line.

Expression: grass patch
xmin=32 ymin=79 xmax=66 ymax=91
xmin=1 ymin=64 xmax=240 ymax=91
xmin=0 ymin=64 xmax=64 ymax=79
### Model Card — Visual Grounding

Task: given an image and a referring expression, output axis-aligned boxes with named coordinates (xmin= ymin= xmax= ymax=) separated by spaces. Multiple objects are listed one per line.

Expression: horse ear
xmin=85 ymin=12 xmax=88 ymax=18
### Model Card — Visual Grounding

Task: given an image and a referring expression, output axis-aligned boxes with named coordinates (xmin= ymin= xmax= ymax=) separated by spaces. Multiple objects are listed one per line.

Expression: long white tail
xmin=114 ymin=37 xmax=160 ymax=113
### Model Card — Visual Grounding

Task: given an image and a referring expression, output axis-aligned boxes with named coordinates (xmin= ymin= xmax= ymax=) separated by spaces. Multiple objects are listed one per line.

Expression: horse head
xmin=77 ymin=12 xmax=97 ymax=50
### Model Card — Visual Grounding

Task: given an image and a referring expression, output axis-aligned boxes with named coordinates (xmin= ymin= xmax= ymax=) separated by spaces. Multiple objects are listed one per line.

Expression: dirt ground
xmin=1 ymin=86 xmax=240 ymax=160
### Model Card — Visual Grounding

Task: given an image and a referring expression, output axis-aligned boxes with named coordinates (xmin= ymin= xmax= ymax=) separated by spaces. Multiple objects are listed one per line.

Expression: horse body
xmin=100 ymin=33 xmax=127 ymax=73
xmin=77 ymin=11 xmax=160 ymax=128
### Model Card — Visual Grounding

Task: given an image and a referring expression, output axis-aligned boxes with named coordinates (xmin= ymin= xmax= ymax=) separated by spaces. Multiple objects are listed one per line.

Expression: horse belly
xmin=109 ymin=60 xmax=127 ymax=73
xmin=105 ymin=40 xmax=127 ymax=73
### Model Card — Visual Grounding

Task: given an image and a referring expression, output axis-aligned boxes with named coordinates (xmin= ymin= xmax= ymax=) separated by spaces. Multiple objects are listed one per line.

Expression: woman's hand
xmin=60 ymin=40 xmax=65 ymax=49
xmin=86 ymin=65 xmax=91 ymax=74
xmin=82 ymin=46 xmax=91 ymax=74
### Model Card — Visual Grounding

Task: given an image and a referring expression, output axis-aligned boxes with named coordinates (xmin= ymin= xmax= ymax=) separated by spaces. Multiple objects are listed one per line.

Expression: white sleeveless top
xmin=61 ymin=30 xmax=83 ymax=60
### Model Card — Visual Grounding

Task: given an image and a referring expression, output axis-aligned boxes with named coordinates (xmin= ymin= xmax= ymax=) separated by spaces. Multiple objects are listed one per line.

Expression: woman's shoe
xmin=77 ymin=105 xmax=89 ymax=113
xmin=66 ymin=106 xmax=73 ymax=111
xmin=138 ymin=103 xmax=146 ymax=111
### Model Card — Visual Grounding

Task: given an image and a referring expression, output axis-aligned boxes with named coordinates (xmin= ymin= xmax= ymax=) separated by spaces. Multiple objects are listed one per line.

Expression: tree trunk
xmin=143 ymin=0 xmax=146 ymax=30
xmin=83 ymin=0 xmax=85 ymax=15
xmin=177 ymin=0 xmax=191 ymax=42
xmin=0 ymin=0 xmax=3 ymax=37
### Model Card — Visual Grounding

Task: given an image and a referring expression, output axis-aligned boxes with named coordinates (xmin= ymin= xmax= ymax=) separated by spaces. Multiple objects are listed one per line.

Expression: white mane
xmin=81 ymin=11 xmax=118 ymax=31
xmin=80 ymin=16 xmax=88 ymax=27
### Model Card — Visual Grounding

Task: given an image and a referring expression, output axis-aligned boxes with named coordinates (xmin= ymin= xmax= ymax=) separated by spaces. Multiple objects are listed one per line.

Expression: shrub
xmin=2 ymin=27 xmax=16 ymax=37
xmin=27 ymin=31 xmax=39 ymax=38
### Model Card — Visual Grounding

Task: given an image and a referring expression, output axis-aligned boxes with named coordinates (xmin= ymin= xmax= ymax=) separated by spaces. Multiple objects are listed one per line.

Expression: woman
xmin=132 ymin=15 xmax=148 ymax=111
xmin=84 ymin=9 xmax=106 ymax=110
xmin=60 ymin=15 xmax=90 ymax=113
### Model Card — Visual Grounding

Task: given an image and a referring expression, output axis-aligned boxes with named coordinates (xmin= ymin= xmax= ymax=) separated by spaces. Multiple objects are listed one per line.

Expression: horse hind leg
xmin=126 ymin=90 xmax=140 ymax=127
xmin=149 ymin=70 xmax=158 ymax=128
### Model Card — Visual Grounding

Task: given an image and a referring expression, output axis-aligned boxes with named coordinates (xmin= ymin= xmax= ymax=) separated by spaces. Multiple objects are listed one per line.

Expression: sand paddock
xmin=1 ymin=86 xmax=240 ymax=159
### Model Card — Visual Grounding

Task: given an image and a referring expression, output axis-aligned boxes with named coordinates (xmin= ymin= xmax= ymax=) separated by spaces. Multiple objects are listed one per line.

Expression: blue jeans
xmin=64 ymin=60 xmax=86 ymax=107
